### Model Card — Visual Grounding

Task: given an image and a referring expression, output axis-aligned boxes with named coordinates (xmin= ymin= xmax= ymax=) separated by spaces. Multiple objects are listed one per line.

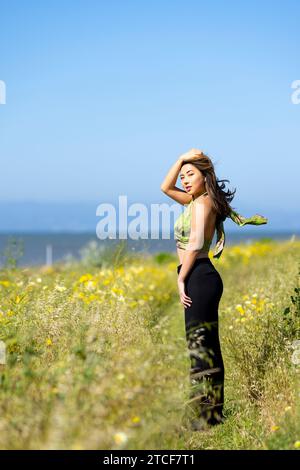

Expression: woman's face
xmin=179 ymin=163 xmax=205 ymax=198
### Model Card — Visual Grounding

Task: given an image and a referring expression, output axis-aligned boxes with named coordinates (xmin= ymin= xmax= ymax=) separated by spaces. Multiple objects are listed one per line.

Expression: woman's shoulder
xmin=193 ymin=193 xmax=214 ymax=209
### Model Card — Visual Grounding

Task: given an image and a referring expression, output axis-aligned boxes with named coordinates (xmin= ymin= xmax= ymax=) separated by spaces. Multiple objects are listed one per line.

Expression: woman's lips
xmin=186 ymin=186 xmax=192 ymax=191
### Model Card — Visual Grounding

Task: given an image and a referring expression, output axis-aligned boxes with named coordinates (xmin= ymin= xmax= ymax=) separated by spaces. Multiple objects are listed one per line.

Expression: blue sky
xmin=0 ymin=0 xmax=299 ymax=231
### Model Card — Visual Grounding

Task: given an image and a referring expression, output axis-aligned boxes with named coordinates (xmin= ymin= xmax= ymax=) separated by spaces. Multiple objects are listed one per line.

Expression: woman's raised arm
xmin=160 ymin=149 xmax=203 ymax=206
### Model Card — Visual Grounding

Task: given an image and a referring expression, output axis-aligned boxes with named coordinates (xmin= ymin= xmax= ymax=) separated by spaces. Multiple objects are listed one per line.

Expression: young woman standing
xmin=161 ymin=148 xmax=267 ymax=431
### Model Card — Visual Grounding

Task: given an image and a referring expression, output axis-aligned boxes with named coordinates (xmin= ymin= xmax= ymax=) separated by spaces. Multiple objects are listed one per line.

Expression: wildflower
xmin=79 ymin=274 xmax=93 ymax=283
xmin=235 ymin=304 xmax=245 ymax=315
xmin=85 ymin=280 xmax=96 ymax=291
xmin=111 ymin=287 xmax=124 ymax=296
xmin=291 ymin=349 xmax=300 ymax=365
xmin=294 ymin=441 xmax=300 ymax=449
xmin=291 ymin=340 xmax=300 ymax=350
xmin=271 ymin=425 xmax=280 ymax=432
xmin=55 ymin=285 xmax=67 ymax=292
xmin=113 ymin=431 xmax=128 ymax=445
xmin=132 ymin=416 xmax=140 ymax=423
xmin=46 ymin=338 xmax=53 ymax=346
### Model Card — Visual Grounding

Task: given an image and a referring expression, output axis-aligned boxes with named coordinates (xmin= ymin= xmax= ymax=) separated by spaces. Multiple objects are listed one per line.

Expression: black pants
xmin=177 ymin=257 xmax=225 ymax=424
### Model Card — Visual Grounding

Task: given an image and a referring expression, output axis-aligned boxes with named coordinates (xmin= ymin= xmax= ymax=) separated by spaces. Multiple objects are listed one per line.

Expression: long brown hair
xmin=181 ymin=153 xmax=236 ymax=222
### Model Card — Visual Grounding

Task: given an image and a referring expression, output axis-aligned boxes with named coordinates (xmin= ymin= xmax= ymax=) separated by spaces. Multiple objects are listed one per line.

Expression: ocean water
xmin=0 ymin=230 xmax=298 ymax=267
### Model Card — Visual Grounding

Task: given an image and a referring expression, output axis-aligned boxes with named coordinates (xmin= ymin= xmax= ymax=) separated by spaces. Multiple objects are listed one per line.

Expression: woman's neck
xmin=193 ymin=190 xmax=208 ymax=202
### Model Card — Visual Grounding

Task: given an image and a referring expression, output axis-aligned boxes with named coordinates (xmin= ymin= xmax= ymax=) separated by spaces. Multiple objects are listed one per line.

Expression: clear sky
xmin=0 ymin=0 xmax=299 ymax=226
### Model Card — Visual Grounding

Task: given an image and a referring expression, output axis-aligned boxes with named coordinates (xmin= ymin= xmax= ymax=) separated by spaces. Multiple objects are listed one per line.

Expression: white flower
xmin=291 ymin=340 xmax=300 ymax=350
xmin=55 ymin=284 xmax=67 ymax=292
xmin=85 ymin=281 xmax=95 ymax=291
xmin=113 ymin=432 xmax=128 ymax=446
xmin=291 ymin=349 xmax=300 ymax=365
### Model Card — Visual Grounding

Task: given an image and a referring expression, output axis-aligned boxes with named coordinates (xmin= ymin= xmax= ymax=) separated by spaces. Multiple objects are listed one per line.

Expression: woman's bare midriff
xmin=176 ymin=199 xmax=217 ymax=265
xmin=176 ymin=247 xmax=209 ymax=265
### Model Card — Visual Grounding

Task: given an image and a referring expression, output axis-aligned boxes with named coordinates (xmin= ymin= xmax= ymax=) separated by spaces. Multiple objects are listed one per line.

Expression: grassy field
xmin=0 ymin=238 xmax=299 ymax=450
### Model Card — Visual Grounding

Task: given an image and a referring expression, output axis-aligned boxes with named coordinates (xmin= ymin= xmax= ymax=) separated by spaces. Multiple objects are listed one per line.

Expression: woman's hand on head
xmin=177 ymin=278 xmax=193 ymax=308
xmin=180 ymin=148 xmax=204 ymax=163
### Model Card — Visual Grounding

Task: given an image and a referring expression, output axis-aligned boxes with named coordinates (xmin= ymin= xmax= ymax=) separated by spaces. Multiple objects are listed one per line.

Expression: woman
xmin=161 ymin=148 xmax=267 ymax=431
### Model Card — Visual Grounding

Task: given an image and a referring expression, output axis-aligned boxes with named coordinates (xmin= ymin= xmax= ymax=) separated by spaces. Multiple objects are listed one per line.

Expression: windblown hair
xmin=180 ymin=153 xmax=236 ymax=222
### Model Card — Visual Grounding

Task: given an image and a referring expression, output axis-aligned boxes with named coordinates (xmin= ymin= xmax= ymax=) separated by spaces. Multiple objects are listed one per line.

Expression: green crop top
xmin=174 ymin=192 xmax=268 ymax=258
xmin=174 ymin=193 xmax=212 ymax=253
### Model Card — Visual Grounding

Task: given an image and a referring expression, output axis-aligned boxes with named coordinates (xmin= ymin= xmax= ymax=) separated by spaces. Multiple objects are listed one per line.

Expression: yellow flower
xmin=271 ymin=425 xmax=280 ymax=432
xmin=111 ymin=287 xmax=124 ymax=295
xmin=132 ymin=416 xmax=140 ymax=423
xmin=235 ymin=304 xmax=245 ymax=315
xmin=294 ymin=441 xmax=300 ymax=449
xmin=79 ymin=274 xmax=93 ymax=283
xmin=46 ymin=338 xmax=53 ymax=346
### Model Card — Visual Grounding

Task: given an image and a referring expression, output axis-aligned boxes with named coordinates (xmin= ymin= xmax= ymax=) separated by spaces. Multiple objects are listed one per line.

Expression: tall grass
xmin=0 ymin=238 xmax=299 ymax=449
